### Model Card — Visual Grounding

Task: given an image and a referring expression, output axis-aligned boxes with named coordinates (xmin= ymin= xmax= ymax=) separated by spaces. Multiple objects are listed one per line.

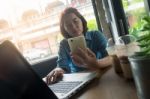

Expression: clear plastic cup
xmin=106 ymin=38 xmax=122 ymax=73
xmin=117 ymin=35 xmax=140 ymax=56
xmin=116 ymin=35 xmax=140 ymax=79
xmin=106 ymin=38 xmax=116 ymax=55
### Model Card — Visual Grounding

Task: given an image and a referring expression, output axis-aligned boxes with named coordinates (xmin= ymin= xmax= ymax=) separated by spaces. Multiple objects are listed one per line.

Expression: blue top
xmin=57 ymin=30 xmax=108 ymax=73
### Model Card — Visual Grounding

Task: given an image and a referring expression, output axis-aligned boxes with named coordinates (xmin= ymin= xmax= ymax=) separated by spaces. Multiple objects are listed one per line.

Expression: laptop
xmin=45 ymin=71 xmax=98 ymax=99
xmin=0 ymin=40 xmax=58 ymax=99
xmin=45 ymin=64 xmax=110 ymax=99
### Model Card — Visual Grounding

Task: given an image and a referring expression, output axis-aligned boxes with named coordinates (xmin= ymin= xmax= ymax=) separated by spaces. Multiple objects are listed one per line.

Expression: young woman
xmin=46 ymin=7 xmax=112 ymax=84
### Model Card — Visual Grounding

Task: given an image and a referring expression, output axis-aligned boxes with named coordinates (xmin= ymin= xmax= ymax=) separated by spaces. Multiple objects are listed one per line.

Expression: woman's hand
xmin=71 ymin=48 xmax=99 ymax=70
xmin=46 ymin=67 xmax=65 ymax=85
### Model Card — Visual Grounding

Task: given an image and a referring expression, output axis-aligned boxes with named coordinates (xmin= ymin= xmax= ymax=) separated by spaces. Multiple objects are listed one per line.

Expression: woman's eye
xmin=74 ymin=20 xmax=79 ymax=24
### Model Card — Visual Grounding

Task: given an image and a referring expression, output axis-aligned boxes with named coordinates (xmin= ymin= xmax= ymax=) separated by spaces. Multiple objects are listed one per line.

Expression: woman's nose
xmin=70 ymin=23 xmax=77 ymax=29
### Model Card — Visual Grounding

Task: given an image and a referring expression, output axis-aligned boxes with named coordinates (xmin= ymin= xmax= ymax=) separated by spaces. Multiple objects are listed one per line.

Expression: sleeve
xmin=56 ymin=40 xmax=71 ymax=73
xmin=94 ymin=31 xmax=108 ymax=58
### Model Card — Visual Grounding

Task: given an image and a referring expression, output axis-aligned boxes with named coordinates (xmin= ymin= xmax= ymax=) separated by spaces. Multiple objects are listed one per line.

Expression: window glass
xmin=0 ymin=0 xmax=97 ymax=64
xmin=122 ymin=0 xmax=147 ymax=36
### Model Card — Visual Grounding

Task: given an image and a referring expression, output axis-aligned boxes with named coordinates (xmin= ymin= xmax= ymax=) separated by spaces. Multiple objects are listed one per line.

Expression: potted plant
xmin=128 ymin=16 xmax=150 ymax=99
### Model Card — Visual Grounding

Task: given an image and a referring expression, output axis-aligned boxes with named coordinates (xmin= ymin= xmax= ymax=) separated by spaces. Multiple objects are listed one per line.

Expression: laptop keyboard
xmin=49 ymin=81 xmax=82 ymax=94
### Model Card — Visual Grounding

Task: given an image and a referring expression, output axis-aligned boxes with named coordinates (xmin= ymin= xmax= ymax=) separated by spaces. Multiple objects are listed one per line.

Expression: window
xmin=122 ymin=0 xmax=147 ymax=35
xmin=0 ymin=0 xmax=98 ymax=64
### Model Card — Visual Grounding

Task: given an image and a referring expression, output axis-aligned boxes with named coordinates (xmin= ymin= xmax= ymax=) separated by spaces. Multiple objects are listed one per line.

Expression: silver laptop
xmin=46 ymin=67 xmax=111 ymax=99
xmin=47 ymin=72 xmax=98 ymax=99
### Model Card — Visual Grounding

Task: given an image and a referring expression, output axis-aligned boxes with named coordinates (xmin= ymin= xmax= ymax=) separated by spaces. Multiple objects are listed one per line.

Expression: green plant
xmin=87 ymin=19 xmax=98 ymax=31
xmin=134 ymin=16 xmax=150 ymax=57
xmin=129 ymin=13 xmax=146 ymax=37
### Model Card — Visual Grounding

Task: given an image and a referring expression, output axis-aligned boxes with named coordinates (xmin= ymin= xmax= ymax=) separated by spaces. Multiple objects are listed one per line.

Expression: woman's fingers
xmin=46 ymin=68 xmax=64 ymax=85
xmin=51 ymin=71 xmax=57 ymax=83
xmin=87 ymin=48 xmax=95 ymax=57
xmin=46 ymin=70 xmax=54 ymax=84
xmin=71 ymin=54 xmax=83 ymax=66
xmin=75 ymin=48 xmax=87 ymax=59
xmin=72 ymin=55 xmax=82 ymax=65
xmin=71 ymin=48 xmax=97 ymax=69
xmin=46 ymin=71 xmax=54 ymax=84
xmin=77 ymin=48 xmax=95 ymax=60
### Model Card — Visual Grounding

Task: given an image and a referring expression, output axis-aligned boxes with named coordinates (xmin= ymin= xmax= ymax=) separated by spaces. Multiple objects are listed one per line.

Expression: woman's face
xmin=64 ymin=13 xmax=83 ymax=37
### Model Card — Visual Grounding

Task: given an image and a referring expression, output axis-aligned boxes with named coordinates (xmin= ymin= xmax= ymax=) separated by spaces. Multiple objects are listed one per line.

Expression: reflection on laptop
xmin=0 ymin=41 xmax=58 ymax=99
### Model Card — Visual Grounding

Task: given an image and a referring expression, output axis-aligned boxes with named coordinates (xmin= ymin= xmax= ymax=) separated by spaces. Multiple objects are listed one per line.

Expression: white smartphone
xmin=68 ymin=36 xmax=87 ymax=53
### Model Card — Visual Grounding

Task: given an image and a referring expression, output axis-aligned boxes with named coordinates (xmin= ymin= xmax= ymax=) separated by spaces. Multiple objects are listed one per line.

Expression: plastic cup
xmin=106 ymin=38 xmax=122 ymax=73
xmin=116 ymin=35 xmax=140 ymax=79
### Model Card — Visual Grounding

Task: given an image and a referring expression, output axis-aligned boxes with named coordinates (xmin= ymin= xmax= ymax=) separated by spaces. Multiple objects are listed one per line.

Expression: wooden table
xmin=72 ymin=67 xmax=138 ymax=99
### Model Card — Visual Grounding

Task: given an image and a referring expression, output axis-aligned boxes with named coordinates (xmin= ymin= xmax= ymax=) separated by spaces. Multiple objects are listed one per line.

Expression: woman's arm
xmin=57 ymin=39 xmax=71 ymax=73
xmin=96 ymin=55 xmax=113 ymax=68
xmin=46 ymin=40 xmax=70 ymax=84
xmin=71 ymin=48 xmax=112 ymax=71
xmin=93 ymin=31 xmax=108 ymax=58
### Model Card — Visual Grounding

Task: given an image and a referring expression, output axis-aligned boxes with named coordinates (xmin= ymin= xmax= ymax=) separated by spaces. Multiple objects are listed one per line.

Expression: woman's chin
xmin=76 ymin=34 xmax=82 ymax=37
xmin=71 ymin=33 xmax=82 ymax=37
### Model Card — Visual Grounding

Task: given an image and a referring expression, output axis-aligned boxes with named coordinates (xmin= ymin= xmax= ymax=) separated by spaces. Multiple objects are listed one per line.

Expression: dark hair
xmin=60 ymin=7 xmax=88 ymax=39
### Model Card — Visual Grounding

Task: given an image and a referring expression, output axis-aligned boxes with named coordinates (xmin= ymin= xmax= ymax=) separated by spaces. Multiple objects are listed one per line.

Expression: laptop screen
xmin=0 ymin=41 xmax=58 ymax=99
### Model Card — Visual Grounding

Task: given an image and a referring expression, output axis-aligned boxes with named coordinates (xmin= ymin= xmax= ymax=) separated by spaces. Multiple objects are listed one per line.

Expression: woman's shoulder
xmin=86 ymin=30 xmax=103 ymax=37
xmin=59 ymin=39 xmax=68 ymax=45
xmin=87 ymin=30 xmax=100 ymax=33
